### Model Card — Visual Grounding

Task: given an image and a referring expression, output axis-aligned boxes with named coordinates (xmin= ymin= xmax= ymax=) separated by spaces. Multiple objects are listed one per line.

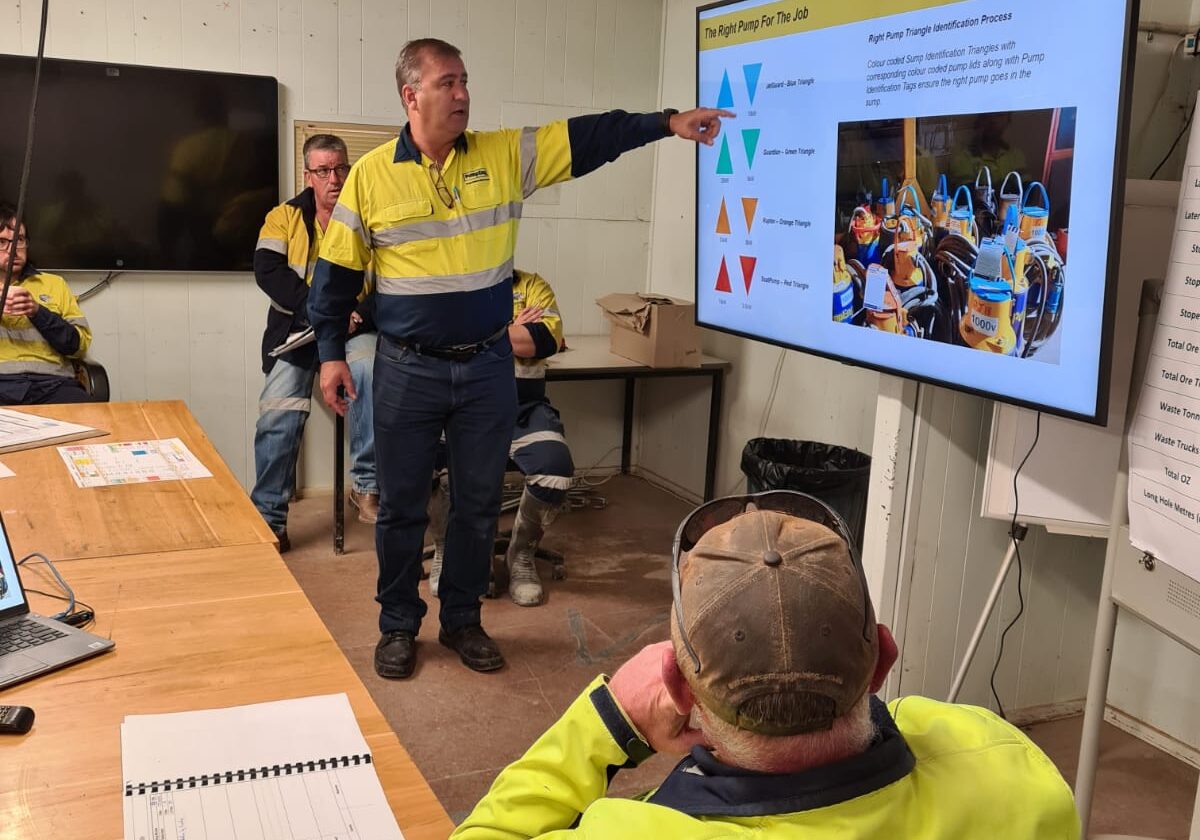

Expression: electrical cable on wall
xmin=1 ymin=0 xmax=51 ymax=315
xmin=989 ymin=410 xmax=1041 ymax=719
xmin=1150 ymin=96 xmax=1197 ymax=179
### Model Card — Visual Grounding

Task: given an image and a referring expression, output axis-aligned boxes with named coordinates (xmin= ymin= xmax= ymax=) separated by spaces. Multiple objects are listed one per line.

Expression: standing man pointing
xmin=309 ymin=37 xmax=731 ymax=679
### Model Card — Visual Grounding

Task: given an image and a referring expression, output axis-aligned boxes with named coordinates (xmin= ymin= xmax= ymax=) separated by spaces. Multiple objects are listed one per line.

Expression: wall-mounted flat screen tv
xmin=695 ymin=0 xmax=1136 ymax=423
xmin=0 ymin=55 xmax=278 ymax=272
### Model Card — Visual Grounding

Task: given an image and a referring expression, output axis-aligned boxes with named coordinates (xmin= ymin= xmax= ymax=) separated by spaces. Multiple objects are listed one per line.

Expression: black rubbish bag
xmin=740 ymin=439 xmax=872 ymax=548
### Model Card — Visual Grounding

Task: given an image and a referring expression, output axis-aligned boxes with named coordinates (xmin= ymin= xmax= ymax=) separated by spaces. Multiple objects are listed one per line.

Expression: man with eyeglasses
xmin=308 ymin=37 xmax=733 ymax=679
xmin=452 ymin=491 xmax=1079 ymax=838
xmin=0 ymin=202 xmax=93 ymax=405
xmin=250 ymin=134 xmax=379 ymax=553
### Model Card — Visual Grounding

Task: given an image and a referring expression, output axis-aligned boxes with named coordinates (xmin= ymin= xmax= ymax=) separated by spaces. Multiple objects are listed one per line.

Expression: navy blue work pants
xmin=373 ymin=334 xmax=516 ymax=635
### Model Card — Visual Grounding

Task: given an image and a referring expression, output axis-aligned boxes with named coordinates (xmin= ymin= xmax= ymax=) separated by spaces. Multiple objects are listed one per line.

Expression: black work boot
xmin=438 ymin=624 xmax=505 ymax=672
xmin=374 ymin=630 xmax=417 ymax=679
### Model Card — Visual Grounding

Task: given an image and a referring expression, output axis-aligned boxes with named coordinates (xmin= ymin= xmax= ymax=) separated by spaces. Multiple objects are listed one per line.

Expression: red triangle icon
xmin=740 ymin=255 xmax=757 ymax=293
xmin=715 ymin=256 xmax=732 ymax=293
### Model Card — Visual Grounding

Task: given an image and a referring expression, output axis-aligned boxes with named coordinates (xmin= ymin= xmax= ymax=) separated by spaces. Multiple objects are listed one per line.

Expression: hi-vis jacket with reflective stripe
xmin=0 ymin=269 xmax=91 ymax=380
xmin=512 ymin=269 xmax=562 ymax=403
xmin=452 ymin=677 xmax=1081 ymax=840
xmin=253 ymin=187 xmax=375 ymax=374
xmin=309 ymin=111 xmax=670 ymax=362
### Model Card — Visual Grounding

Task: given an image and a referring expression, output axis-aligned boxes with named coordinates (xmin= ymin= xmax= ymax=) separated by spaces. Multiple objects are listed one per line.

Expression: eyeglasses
xmin=428 ymin=164 xmax=454 ymax=209
xmin=0 ymin=235 xmax=28 ymax=250
xmin=306 ymin=164 xmax=351 ymax=181
xmin=670 ymin=490 xmax=863 ymax=674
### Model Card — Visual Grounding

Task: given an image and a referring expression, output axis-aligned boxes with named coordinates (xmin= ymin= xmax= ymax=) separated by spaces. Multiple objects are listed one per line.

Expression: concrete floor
xmin=281 ymin=475 xmax=1197 ymax=835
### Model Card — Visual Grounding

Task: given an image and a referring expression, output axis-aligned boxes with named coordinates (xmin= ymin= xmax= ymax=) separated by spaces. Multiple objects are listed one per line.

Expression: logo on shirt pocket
xmin=38 ymin=294 xmax=50 ymax=303
xmin=463 ymin=167 xmax=490 ymax=185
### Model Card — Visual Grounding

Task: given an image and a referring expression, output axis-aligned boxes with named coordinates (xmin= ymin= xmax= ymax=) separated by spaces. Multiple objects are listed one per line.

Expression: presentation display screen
xmin=695 ymin=0 xmax=1136 ymax=423
xmin=0 ymin=55 xmax=278 ymax=272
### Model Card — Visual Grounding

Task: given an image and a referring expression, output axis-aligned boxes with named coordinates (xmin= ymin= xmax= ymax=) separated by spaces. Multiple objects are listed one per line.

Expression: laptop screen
xmin=0 ymin=517 xmax=28 ymax=617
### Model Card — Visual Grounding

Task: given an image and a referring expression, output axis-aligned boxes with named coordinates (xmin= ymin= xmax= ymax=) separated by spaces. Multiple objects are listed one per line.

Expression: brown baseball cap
xmin=671 ymin=509 xmax=879 ymax=736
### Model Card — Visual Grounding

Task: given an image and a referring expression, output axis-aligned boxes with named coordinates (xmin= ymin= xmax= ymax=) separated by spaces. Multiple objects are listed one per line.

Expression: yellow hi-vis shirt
xmin=454 ymin=677 xmax=1080 ymax=839
xmin=0 ymin=271 xmax=91 ymax=379
xmin=316 ymin=124 xmax=572 ymax=356
xmin=512 ymin=269 xmax=563 ymax=380
xmin=311 ymin=112 xmax=673 ymax=361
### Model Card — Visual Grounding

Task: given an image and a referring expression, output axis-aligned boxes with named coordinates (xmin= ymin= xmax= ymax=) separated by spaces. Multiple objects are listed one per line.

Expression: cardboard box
xmin=596 ymin=292 xmax=702 ymax=368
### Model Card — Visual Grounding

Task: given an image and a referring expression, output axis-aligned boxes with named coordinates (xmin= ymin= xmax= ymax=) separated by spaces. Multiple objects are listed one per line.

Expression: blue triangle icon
xmin=716 ymin=70 xmax=735 ymax=110
xmin=743 ymin=63 xmax=762 ymax=105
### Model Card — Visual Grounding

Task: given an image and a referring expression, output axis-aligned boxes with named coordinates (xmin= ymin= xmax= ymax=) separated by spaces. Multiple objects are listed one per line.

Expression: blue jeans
xmin=373 ymin=334 xmax=516 ymax=635
xmin=250 ymin=332 xmax=377 ymax=534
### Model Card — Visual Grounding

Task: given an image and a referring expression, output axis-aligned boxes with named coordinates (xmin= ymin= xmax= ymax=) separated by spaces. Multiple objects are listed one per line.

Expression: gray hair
xmin=302 ymin=132 xmax=350 ymax=168
xmin=302 ymin=134 xmax=348 ymax=169
xmin=698 ymin=694 xmax=878 ymax=773
xmin=395 ymin=38 xmax=462 ymax=110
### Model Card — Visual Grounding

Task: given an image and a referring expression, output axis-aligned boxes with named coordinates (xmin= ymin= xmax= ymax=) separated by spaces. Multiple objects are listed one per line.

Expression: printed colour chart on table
xmin=57 ymin=438 xmax=213 ymax=488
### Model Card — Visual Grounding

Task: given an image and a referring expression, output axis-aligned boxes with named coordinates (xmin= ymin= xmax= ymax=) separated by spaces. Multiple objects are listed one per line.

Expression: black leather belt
xmin=383 ymin=324 xmax=509 ymax=362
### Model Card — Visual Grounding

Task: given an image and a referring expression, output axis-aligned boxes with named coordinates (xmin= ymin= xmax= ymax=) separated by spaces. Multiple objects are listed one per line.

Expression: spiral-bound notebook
xmin=121 ymin=693 xmax=404 ymax=840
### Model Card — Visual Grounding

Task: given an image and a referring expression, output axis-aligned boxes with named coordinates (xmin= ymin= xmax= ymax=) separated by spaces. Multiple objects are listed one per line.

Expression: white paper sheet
xmin=0 ymin=406 xmax=102 ymax=453
xmin=1128 ymin=122 xmax=1200 ymax=579
xmin=121 ymin=694 xmax=403 ymax=840
xmin=57 ymin=438 xmax=212 ymax=488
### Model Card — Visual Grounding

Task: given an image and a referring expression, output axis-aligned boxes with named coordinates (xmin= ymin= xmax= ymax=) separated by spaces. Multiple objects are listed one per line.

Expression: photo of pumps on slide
xmin=833 ymin=107 xmax=1074 ymax=364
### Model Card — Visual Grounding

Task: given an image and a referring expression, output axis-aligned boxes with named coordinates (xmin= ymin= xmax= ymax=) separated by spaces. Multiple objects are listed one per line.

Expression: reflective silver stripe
xmin=510 ymin=429 xmax=566 ymax=454
xmin=0 ymin=359 xmax=74 ymax=377
xmin=270 ymin=301 xmax=294 ymax=316
xmin=372 ymin=202 xmax=522 ymax=248
xmin=289 ymin=262 xmax=309 ymax=279
xmin=256 ymin=237 xmax=287 ymax=254
xmin=66 ymin=316 xmax=89 ymax=329
xmin=332 ymin=203 xmax=369 ymax=242
xmin=514 ymin=362 xmax=546 ymax=379
xmin=526 ymin=474 xmax=573 ymax=490
xmin=520 ymin=126 xmax=539 ymax=198
xmin=260 ymin=397 xmax=311 ymax=413
xmin=377 ymin=259 xmax=513 ymax=296
xmin=0 ymin=326 xmax=52 ymax=343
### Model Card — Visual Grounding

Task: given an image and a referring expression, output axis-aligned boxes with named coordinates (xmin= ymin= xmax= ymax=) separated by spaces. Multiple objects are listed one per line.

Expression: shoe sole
xmin=438 ymin=633 xmax=505 ymax=672
xmin=374 ymin=657 xmax=415 ymax=679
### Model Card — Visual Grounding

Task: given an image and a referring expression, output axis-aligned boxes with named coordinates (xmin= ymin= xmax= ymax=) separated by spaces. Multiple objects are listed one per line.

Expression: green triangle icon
xmin=742 ymin=129 xmax=760 ymax=169
xmin=716 ymin=135 xmax=733 ymax=175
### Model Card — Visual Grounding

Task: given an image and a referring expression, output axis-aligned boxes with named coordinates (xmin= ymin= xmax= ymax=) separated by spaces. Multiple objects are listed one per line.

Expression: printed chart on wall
xmin=695 ymin=0 xmax=1134 ymax=422
xmin=1128 ymin=122 xmax=1200 ymax=580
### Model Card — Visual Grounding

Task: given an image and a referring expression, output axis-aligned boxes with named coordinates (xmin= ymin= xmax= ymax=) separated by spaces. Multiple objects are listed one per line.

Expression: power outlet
xmin=1189 ymin=33 xmax=1200 ymax=55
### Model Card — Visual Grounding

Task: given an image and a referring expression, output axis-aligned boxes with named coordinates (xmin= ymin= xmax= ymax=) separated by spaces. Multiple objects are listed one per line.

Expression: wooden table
xmin=0 ymin=543 xmax=454 ymax=840
xmin=545 ymin=336 xmax=730 ymax=501
xmin=0 ymin=400 xmax=277 ymax=561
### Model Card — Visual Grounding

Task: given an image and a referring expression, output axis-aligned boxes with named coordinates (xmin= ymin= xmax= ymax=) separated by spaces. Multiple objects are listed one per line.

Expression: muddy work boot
xmin=506 ymin=489 xmax=560 ymax=607
xmin=427 ymin=479 xmax=449 ymax=598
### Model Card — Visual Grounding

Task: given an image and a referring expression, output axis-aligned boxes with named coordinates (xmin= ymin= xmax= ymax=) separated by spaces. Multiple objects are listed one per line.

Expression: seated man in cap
xmin=452 ymin=491 xmax=1078 ymax=838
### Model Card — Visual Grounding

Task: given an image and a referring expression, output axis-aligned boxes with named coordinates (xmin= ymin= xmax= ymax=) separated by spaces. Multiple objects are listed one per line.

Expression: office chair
xmin=73 ymin=359 xmax=110 ymax=402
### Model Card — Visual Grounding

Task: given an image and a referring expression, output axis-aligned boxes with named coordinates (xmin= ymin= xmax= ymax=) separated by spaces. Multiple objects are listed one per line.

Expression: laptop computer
xmin=0 ymin=513 xmax=114 ymax=690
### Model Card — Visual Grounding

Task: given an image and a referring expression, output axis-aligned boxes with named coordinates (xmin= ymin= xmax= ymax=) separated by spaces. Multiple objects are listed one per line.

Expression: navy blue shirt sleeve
xmin=567 ymin=111 xmax=669 ymax=179
xmin=29 ymin=305 xmax=81 ymax=358
xmin=309 ymin=257 xmax=364 ymax=362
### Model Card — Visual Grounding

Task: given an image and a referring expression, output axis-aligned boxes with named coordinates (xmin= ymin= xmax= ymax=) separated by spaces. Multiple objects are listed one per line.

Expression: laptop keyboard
xmin=0 ymin=618 xmax=66 ymax=653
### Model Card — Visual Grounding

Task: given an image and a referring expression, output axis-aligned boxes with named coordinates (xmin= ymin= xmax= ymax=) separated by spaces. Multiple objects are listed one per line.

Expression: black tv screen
xmin=0 ymin=55 xmax=278 ymax=272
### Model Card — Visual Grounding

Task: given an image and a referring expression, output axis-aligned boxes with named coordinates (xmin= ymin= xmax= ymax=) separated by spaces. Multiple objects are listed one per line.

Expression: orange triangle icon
xmin=741 ymin=197 xmax=758 ymax=233
xmin=716 ymin=199 xmax=732 ymax=235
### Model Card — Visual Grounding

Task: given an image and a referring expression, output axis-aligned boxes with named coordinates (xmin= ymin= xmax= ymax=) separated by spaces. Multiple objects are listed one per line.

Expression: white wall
xmin=1129 ymin=0 xmax=1200 ymax=179
xmin=1 ymin=0 xmax=665 ymax=491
